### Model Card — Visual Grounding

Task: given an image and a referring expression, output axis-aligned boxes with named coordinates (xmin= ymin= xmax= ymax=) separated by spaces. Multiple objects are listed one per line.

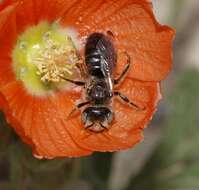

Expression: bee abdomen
xmin=85 ymin=33 xmax=116 ymax=78
xmin=85 ymin=50 xmax=104 ymax=77
xmin=85 ymin=51 xmax=101 ymax=64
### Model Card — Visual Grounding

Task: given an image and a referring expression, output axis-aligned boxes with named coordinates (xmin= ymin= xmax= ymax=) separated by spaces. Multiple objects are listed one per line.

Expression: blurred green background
xmin=1 ymin=0 xmax=199 ymax=190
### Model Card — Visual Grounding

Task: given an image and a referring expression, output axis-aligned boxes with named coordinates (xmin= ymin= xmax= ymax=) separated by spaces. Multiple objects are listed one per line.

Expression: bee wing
xmin=101 ymin=57 xmax=114 ymax=92
xmin=96 ymin=38 xmax=115 ymax=91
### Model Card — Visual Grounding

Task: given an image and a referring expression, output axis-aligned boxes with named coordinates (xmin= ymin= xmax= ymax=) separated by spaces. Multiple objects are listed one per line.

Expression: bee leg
xmin=85 ymin=123 xmax=94 ymax=130
xmin=82 ymin=113 xmax=94 ymax=130
xmin=59 ymin=76 xmax=85 ymax=86
xmin=114 ymin=91 xmax=145 ymax=110
xmin=83 ymin=116 xmax=94 ymax=130
xmin=114 ymin=52 xmax=130 ymax=85
xmin=67 ymin=101 xmax=90 ymax=119
xmin=100 ymin=122 xmax=108 ymax=131
xmin=76 ymin=59 xmax=88 ymax=78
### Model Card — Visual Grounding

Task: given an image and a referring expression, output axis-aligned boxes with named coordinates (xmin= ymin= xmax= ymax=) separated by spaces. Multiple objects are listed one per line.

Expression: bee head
xmin=82 ymin=106 xmax=113 ymax=132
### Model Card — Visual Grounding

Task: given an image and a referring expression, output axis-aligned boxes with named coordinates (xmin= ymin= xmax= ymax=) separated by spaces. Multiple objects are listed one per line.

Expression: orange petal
xmin=0 ymin=4 xmax=17 ymax=56
xmin=33 ymin=0 xmax=77 ymax=24
xmin=0 ymin=92 xmax=8 ymax=111
xmin=0 ymin=57 xmax=15 ymax=86
xmin=63 ymin=79 xmax=161 ymax=152
xmin=61 ymin=0 xmax=175 ymax=81
xmin=0 ymin=4 xmax=17 ymax=86
xmin=10 ymin=0 xmax=79 ymax=33
xmin=0 ymin=0 xmax=15 ymax=12
xmin=0 ymin=77 xmax=160 ymax=156
xmin=0 ymin=81 xmax=92 ymax=158
xmin=0 ymin=89 xmax=35 ymax=146
xmin=0 ymin=0 xmax=168 ymax=157
xmin=0 ymin=78 xmax=160 ymax=156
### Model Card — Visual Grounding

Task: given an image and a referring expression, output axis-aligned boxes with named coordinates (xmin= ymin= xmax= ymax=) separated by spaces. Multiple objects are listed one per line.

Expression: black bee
xmin=61 ymin=32 xmax=142 ymax=132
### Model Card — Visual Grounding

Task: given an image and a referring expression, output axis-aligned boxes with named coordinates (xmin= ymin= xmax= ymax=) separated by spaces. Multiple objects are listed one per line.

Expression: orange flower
xmin=0 ymin=0 xmax=175 ymax=158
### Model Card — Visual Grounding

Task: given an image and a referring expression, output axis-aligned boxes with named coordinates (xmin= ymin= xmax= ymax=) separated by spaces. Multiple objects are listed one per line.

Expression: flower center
xmin=32 ymin=34 xmax=78 ymax=83
xmin=12 ymin=22 xmax=80 ymax=96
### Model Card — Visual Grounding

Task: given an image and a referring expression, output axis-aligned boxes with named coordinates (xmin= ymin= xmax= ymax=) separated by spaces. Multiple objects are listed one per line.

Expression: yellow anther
xmin=12 ymin=22 xmax=81 ymax=96
xmin=31 ymin=38 xmax=79 ymax=83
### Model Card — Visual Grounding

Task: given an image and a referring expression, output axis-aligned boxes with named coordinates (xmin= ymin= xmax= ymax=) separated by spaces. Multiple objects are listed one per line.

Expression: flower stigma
xmin=12 ymin=22 xmax=80 ymax=96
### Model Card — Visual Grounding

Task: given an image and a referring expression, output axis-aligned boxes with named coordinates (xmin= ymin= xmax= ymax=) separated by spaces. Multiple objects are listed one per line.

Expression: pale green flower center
xmin=12 ymin=22 xmax=80 ymax=96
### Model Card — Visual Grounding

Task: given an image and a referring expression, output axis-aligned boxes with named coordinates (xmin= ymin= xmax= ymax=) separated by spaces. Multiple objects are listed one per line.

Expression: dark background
xmin=1 ymin=0 xmax=199 ymax=189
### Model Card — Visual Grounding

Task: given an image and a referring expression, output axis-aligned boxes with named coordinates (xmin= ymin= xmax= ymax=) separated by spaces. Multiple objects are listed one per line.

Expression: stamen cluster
xmin=31 ymin=36 xmax=78 ymax=83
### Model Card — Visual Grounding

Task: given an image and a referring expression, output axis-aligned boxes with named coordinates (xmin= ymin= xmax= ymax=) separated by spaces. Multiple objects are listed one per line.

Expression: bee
xmin=61 ymin=33 xmax=142 ymax=132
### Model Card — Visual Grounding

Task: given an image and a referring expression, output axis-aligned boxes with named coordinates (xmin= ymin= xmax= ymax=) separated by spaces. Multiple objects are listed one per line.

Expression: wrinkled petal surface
xmin=61 ymin=0 xmax=175 ymax=81
xmin=0 ymin=5 xmax=17 ymax=85
xmin=0 ymin=0 xmax=173 ymax=158
xmin=0 ymin=81 xmax=92 ymax=158
xmin=0 ymin=78 xmax=160 ymax=157
xmin=66 ymin=78 xmax=161 ymax=151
